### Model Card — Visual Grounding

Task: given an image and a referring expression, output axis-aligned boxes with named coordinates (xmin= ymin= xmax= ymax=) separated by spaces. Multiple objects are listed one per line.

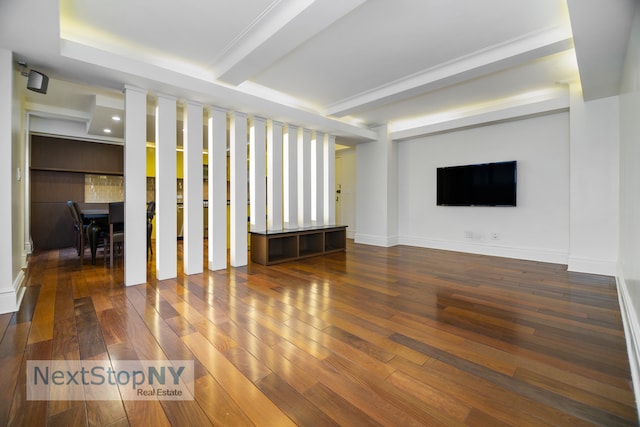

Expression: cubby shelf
xmin=250 ymin=225 xmax=347 ymax=265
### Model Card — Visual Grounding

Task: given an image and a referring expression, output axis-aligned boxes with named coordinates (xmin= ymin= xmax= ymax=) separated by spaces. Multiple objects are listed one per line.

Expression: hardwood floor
xmin=0 ymin=241 xmax=636 ymax=426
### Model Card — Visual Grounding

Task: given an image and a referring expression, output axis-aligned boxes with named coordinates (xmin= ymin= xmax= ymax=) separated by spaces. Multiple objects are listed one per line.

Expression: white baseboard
xmin=24 ymin=239 xmax=33 ymax=255
xmin=397 ymin=236 xmax=568 ymax=265
xmin=0 ymin=270 xmax=26 ymax=314
xmin=354 ymin=233 xmax=399 ymax=248
xmin=615 ymin=268 xmax=640 ymax=419
xmin=352 ymin=234 xmax=617 ymax=275
xmin=568 ymin=256 xmax=617 ymax=276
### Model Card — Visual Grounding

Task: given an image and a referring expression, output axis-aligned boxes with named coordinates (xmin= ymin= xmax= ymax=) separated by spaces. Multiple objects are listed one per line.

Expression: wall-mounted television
xmin=437 ymin=160 xmax=517 ymax=206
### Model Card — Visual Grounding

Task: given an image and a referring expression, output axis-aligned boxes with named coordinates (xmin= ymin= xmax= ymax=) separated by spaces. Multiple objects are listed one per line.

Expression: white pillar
xmin=312 ymin=132 xmax=325 ymax=226
xmin=230 ymin=112 xmax=248 ymax=267
xmin=298 ymin=128 xmax=312 ymax=228
xmin=183 ymin=101 xmax=204 ymax=275
xmin=355 ymin=125 xmax=398 ymax=246
xmin=324 ymin=134 xmax=336 ymax=225
xmin=0 ymin=49 xmax=22 ymax=313
xmin=155 ymin=94 xmax=178 ymax=280
xmin=284 ymin=125 xmax=298 ymax=230
xmin=250 ymin=117 xmax=266 ymax=233
xmin=24 ymin=113 xmax=33 ymax=255
xmin=208 ymin=107 xmax=228 ymax=271
xmin=568 ymin=83 xmax=619 ymax=275
xmin=124 ymin=86 xmax=148 ymax=286
xmin=267 ymin=120 xmax=283 ymax=231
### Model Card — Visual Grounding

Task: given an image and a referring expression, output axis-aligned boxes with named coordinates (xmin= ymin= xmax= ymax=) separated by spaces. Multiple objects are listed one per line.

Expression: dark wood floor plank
xmin=465 ymin=407 xmax=514 ymax=427
xmin=46 ymin=403 xmax=88 ymax=427
xmin=303 ymin=381 xmax=385 ymax=427
xmin=390 ymin=355 xmax=588 ymax=427
xmin=322 ymin=352 xmax=467 ymax=426
xmin=0 ymin=312 xmax=11 ymax=342
xmin=391 ymin=333 xmax=634 ymax=426
xmin=274 ymin=339 xmax=429 ymax=427
xmin=0 ymin=321 xmax=31 ymax=425
xmin=514 ymin=367 xmax=637 ymax=421
xmin=182 ymin=331 xmax=296 ymax=426
xmin=74 ymin=296 xmax=108 ymax=359
xmin=7 ymin=339 xmax=52 ymax=427
xmin=386 ymin=367 xmax=472 ymax=422
xmin=256 ymin=372 xmax=338 ymax=427
xmin=192 ymin=374 xmax=255 ymax=427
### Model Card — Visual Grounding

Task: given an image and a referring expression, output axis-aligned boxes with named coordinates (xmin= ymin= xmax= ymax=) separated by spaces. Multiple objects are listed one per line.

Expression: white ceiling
xmin=0 ymin=0 xmax=635 ymax=145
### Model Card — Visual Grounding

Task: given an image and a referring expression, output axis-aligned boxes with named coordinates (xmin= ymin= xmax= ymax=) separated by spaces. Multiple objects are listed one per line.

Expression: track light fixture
xmin=18 ymin=61 xmax=49 ymax=94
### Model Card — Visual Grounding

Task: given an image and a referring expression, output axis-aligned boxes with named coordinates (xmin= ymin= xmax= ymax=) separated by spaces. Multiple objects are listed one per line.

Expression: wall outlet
xmin=490 ymin=232 xmax=500 ymax=241
xmin=464 ymin=230 xmax=473 ymax=239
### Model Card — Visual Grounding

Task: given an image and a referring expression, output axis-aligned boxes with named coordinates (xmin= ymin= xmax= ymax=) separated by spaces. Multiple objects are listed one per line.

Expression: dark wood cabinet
xmin=30 ymin=170 xmax=85 ymax=250
xmin=31 ymin=135 xmax=123 ymax=174
xmin=30 ymin=136 xmax=124 ymax=250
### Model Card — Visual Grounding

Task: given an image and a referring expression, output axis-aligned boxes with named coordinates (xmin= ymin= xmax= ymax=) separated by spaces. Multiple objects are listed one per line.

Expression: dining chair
xmin=104 ymin=202 xmax=124 ymax=267
xmin=66 ymin=200 xmax=83 ymax=256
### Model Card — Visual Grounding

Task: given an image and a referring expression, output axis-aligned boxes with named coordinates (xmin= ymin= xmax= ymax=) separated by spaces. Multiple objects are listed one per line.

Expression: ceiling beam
xmin=214 ymin=0 xmax=367 ymax=85
xmin=567 ymin=0 xmax=636 ymax=101
xmin=325 ymin=26 xmax=573 ymax=118
xmin=59 ymin=39 xmax=377 ymax=141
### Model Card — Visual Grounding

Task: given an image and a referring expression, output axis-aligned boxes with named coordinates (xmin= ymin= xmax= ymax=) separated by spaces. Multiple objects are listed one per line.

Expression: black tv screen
xmin=437 ymin=161 xmax=517 ymax=206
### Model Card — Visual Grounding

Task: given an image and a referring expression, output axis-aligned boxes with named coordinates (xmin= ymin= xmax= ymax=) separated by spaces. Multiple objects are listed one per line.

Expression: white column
xmin=568 ymin=83 xmax=619 ymax=275
xmin=267 ymin=120 xmax=283 ymax=231
xmin=183 ymin=101 xmax=204 ymax=275
xmin=208 ymin=107 xmax=228 ymax=271
xmin=24 ymin=113 xmax=32 ymax=255
xmin=230 ymin=112 xmax=248 ymax=267
xmin=155 ymin=94 xmax=178 ymax=280
xmin=324 ymin=134 xmax=336 ymax=225
xmin=355 ymin=125 xmax=398 ymax=246
xmin=250 ymin=117 xmax=266 ymax=233
xmin=298 ymin=128 xmax=312 ymax=228
xmin=284 ymin=125 xmax=298 ymax=229
xmin=312 ymin=131 xmax=325 ymax=226
xmin=0 ymin=48 xmax=21 ymax=313
xmin=124 ymin=86 xmax=148 ymax=286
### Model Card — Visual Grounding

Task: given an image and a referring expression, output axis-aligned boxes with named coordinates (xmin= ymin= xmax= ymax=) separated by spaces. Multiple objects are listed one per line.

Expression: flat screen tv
xmin=437 ymin=161 xmax=517 ymax=206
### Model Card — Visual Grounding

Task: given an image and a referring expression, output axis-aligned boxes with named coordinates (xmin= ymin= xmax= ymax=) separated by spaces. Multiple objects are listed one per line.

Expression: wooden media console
xmin=250 ymin=225 xmax=347 ymax=265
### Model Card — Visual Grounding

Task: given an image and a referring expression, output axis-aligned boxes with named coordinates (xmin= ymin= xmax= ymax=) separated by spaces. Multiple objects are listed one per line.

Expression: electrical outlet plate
xmin=464 ymin=231 xmax=473 ymax=239
xmin=490 ymin=232 xmax=500 ymax=240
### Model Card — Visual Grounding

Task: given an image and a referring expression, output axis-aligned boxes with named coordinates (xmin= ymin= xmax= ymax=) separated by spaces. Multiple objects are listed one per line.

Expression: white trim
xmin=398 ymin=236 xmax=569 ymax=265
xmin=0 ymin=270 xmax=26 ymax=314
xmin=355 ymin=234 xmax=569 ymax=264
xmin=354 ymin=233 xmax=399 ymax=248
xmin=391 ymin=93 xmax=568 ymax=141
xmin=615 ymin=267 xmax=640 ymax=419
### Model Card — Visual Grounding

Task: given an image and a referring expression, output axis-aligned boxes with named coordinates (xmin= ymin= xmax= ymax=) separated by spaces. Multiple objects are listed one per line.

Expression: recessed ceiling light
xmin=112 ymin=115 xmax=121 ymax=121
xmin=103 ymin=128 xmax=112 ymax=134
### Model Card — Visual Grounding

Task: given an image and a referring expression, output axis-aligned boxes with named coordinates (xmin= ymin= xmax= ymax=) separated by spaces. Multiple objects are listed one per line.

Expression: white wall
xmin=617 ymin=2 xmax=640 ymax=412
xmin=397 ymin=112 xmax=570 ymax=264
